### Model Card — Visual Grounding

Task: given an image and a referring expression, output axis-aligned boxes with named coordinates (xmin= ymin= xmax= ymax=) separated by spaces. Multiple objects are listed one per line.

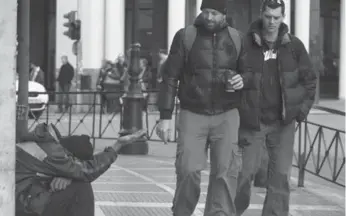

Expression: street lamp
xmin=119 ymin=43 xmax=148 ymax=155
xmin=119 ymin=0 xmax=148 ymax=155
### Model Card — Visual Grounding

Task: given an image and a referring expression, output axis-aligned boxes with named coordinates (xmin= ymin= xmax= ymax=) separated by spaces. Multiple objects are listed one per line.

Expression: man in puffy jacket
xmin=234 ymin=1 xmax=316 ymax=216
xmin=156 ymin=0 xmax=246 ymax=215
xmin=16 ymin=123 xmax=147 ymax=216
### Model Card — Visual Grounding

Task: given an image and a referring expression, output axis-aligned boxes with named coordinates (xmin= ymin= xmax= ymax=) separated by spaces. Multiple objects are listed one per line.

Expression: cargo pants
xmin=172 ymin=109 xmax=241 ymax=216
xmin=235 ymin=121 xmax=295 ymax=216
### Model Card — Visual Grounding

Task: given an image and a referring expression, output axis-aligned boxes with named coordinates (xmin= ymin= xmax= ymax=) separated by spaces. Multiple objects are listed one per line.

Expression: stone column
xmin=282 ymin=0 xmax=291 ymax=32
xmin=81 ymin=0 xmax=105 ymax=88
xmin=339 ymin=0 xmax=346 ymax=99
xmin=105 ymin=0 xmax=125 ymax=60
xmin=0 ymin=0 xmax=17 ymax=215
xmin=294 ymin=0 xmax=310 ymax=51
xmin=79 ymin=0 xmax=105 ymax=111
xmin=168 ymin=0 xmax=185 ymax=51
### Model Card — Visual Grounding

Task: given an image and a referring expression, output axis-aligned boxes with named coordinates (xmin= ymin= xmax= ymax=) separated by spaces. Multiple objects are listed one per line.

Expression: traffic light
xmin=63 ymin=11 xmax=75 ymax=39
xmin=63 ymin=11 xmax=80 ymax=41
xmin=72 ymin=19 xmax=81 ymax=41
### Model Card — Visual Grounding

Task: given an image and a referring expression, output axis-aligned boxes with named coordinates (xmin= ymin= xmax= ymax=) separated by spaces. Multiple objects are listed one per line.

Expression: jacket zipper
xmin=277 ymin=50 xmax=286 ymax=120
xmin=212 ymin=33 xmax=217 ymax=113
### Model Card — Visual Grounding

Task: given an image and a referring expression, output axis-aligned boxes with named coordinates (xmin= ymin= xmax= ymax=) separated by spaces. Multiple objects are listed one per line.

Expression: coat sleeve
xmin=238 ymin=35 xmax=254 ymax=90
xmin=294 ymin=37 xmax=317 ymax=121
xmin=158 ymin=28 xmax=185 ymax=120
xmin=43 ymin=144 xmax=118 ymax=182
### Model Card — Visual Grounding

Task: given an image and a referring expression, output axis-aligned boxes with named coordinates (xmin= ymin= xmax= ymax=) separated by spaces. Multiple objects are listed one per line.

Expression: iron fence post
xmin=45 ymin=102 xmax=49 ymax=124
xmin=297 ymin=121 xmax=303 ymax=186
xmin=98 ymin=92 xmax=104 ymax=139
xmin=91 ymin=92 xmax=97 ymax=148
xmin=298 ymin=121 xmax=307 ymax=187
xmin=68 ymin=103 xmax=72 ymax=136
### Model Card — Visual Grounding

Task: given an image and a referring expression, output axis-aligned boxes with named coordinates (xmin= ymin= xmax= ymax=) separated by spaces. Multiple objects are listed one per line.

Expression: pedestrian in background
xmin=29 ymin=63 xmax=45 ymax=86
xmin=56 ymin=55 xmax=74 ymax=113
xmin=96 ymin=60 xmax=114 ymax=113
xmin=156 ymin=49 xmax=168 ymax=84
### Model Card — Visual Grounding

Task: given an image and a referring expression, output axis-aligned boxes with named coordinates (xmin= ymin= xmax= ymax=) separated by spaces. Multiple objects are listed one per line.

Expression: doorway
xmin=30 ymin=0 xmax=57 ymax=98
xmin=125 ymin=0 xmax=168 ymax=67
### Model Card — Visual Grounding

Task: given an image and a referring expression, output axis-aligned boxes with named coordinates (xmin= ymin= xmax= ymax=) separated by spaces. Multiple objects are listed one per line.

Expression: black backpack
xmin=182 ymin=25 xmax=242 ymax=63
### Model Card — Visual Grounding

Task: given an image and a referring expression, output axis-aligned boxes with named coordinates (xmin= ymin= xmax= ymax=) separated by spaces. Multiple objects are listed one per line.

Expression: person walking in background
xmin=139 ymin=58 xmax=150 ymax=94
xmin=57 ymin=55 xmax=74 ymax=113
xmin=156 ymin=0 xmax=246 ymax=215
xmin=96 ymin=60 xmax=114 ymax=113
xmin=234 ymin=1 xmax=316 ymax=215
xmin=114 ymin=54 xmax=127 ymax=80
xmin=29 ymin=63 xmax=45 ymax=86
xmin=156 ymin=49 xmax=168 ymax=84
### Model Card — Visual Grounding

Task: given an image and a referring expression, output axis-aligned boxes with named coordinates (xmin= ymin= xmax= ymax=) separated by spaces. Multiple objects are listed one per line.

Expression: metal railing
xmin=28 ymin=90 xmax=345 ymax=187
xmin=293 ymin=106 xmax=345 ymax=187
xmin=27 ymin=90 xmax=174 ymax=144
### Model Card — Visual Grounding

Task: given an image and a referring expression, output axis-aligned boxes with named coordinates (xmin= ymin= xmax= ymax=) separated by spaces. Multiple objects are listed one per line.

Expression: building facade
xmin=49 ymin=0 xmax=345 ymax=100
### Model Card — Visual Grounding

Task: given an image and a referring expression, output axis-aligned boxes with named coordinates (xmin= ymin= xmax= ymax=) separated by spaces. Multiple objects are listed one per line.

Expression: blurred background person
xmin=56 ymin=55 xmax=74 ymax=113
xmin=29 ymin=63 xmax=45 ymax=86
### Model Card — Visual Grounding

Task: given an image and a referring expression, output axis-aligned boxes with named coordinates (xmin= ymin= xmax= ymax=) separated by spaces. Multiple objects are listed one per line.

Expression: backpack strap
xmin=227 ymin=26 xmax=241 ymax=59
xmin=183 ymin=25 xmax=198 ymax=64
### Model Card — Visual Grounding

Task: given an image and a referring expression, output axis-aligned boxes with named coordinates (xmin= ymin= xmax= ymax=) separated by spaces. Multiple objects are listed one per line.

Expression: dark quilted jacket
xmin=16 ymin=123 xmax=118 ymax=214
xmin=158 ymin=14 xmax=246 ymax=119
xmin=239 ymin=20 xmax=317 ymax=130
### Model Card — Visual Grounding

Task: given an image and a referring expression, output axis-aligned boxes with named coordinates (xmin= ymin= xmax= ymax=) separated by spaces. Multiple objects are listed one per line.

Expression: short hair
xmin=261 ymin=0 xmax=285 ymax=15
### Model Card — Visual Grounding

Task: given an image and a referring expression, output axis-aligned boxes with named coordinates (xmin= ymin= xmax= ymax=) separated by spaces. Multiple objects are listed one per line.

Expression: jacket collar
xmin=249 ymin=19 xmax=290 ymax=46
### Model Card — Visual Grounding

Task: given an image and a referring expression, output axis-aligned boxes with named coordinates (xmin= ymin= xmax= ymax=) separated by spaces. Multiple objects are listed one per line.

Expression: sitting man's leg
xmin=42 ymin=181 xmax=94 ymax=216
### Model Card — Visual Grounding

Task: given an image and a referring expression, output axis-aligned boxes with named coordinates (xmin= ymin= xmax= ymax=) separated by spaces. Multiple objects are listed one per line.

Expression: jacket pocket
xmin=228 ymin=145 xmax=243 ymax=178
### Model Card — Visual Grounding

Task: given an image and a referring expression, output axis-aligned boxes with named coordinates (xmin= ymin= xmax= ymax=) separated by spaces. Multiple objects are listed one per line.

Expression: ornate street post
xmin=119 ymin=43 xmax=149 ymax=155
xmin=119 ymin=0 xmax=148 ymax=155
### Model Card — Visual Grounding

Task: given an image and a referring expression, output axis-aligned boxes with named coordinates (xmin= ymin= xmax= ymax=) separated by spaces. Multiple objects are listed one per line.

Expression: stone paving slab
xmin=93 ymin=155 xmax=345 ymax=216
xmin=95 ymin=192 xmax=173 ymax=203
xmin=92 ymin=183 xmax=167 ymax=193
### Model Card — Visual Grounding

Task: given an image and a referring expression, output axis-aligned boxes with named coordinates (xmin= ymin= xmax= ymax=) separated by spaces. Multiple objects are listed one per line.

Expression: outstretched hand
xmin=112 ymin=129 xmax=148 ymax=152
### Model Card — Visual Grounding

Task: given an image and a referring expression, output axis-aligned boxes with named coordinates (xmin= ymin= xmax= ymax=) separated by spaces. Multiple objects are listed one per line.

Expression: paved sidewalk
xmin=92 ymin=142 xmax=345 ymax=216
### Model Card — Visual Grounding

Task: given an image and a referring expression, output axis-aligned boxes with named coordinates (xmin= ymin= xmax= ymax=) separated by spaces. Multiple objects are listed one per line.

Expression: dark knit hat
xmin=200 ymin=0 xmax=227 ymax=14
xmin=60 ymin=135 xmax=94 ymax=160
xmin=49 ymin=123 xmax=92 ymax=160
